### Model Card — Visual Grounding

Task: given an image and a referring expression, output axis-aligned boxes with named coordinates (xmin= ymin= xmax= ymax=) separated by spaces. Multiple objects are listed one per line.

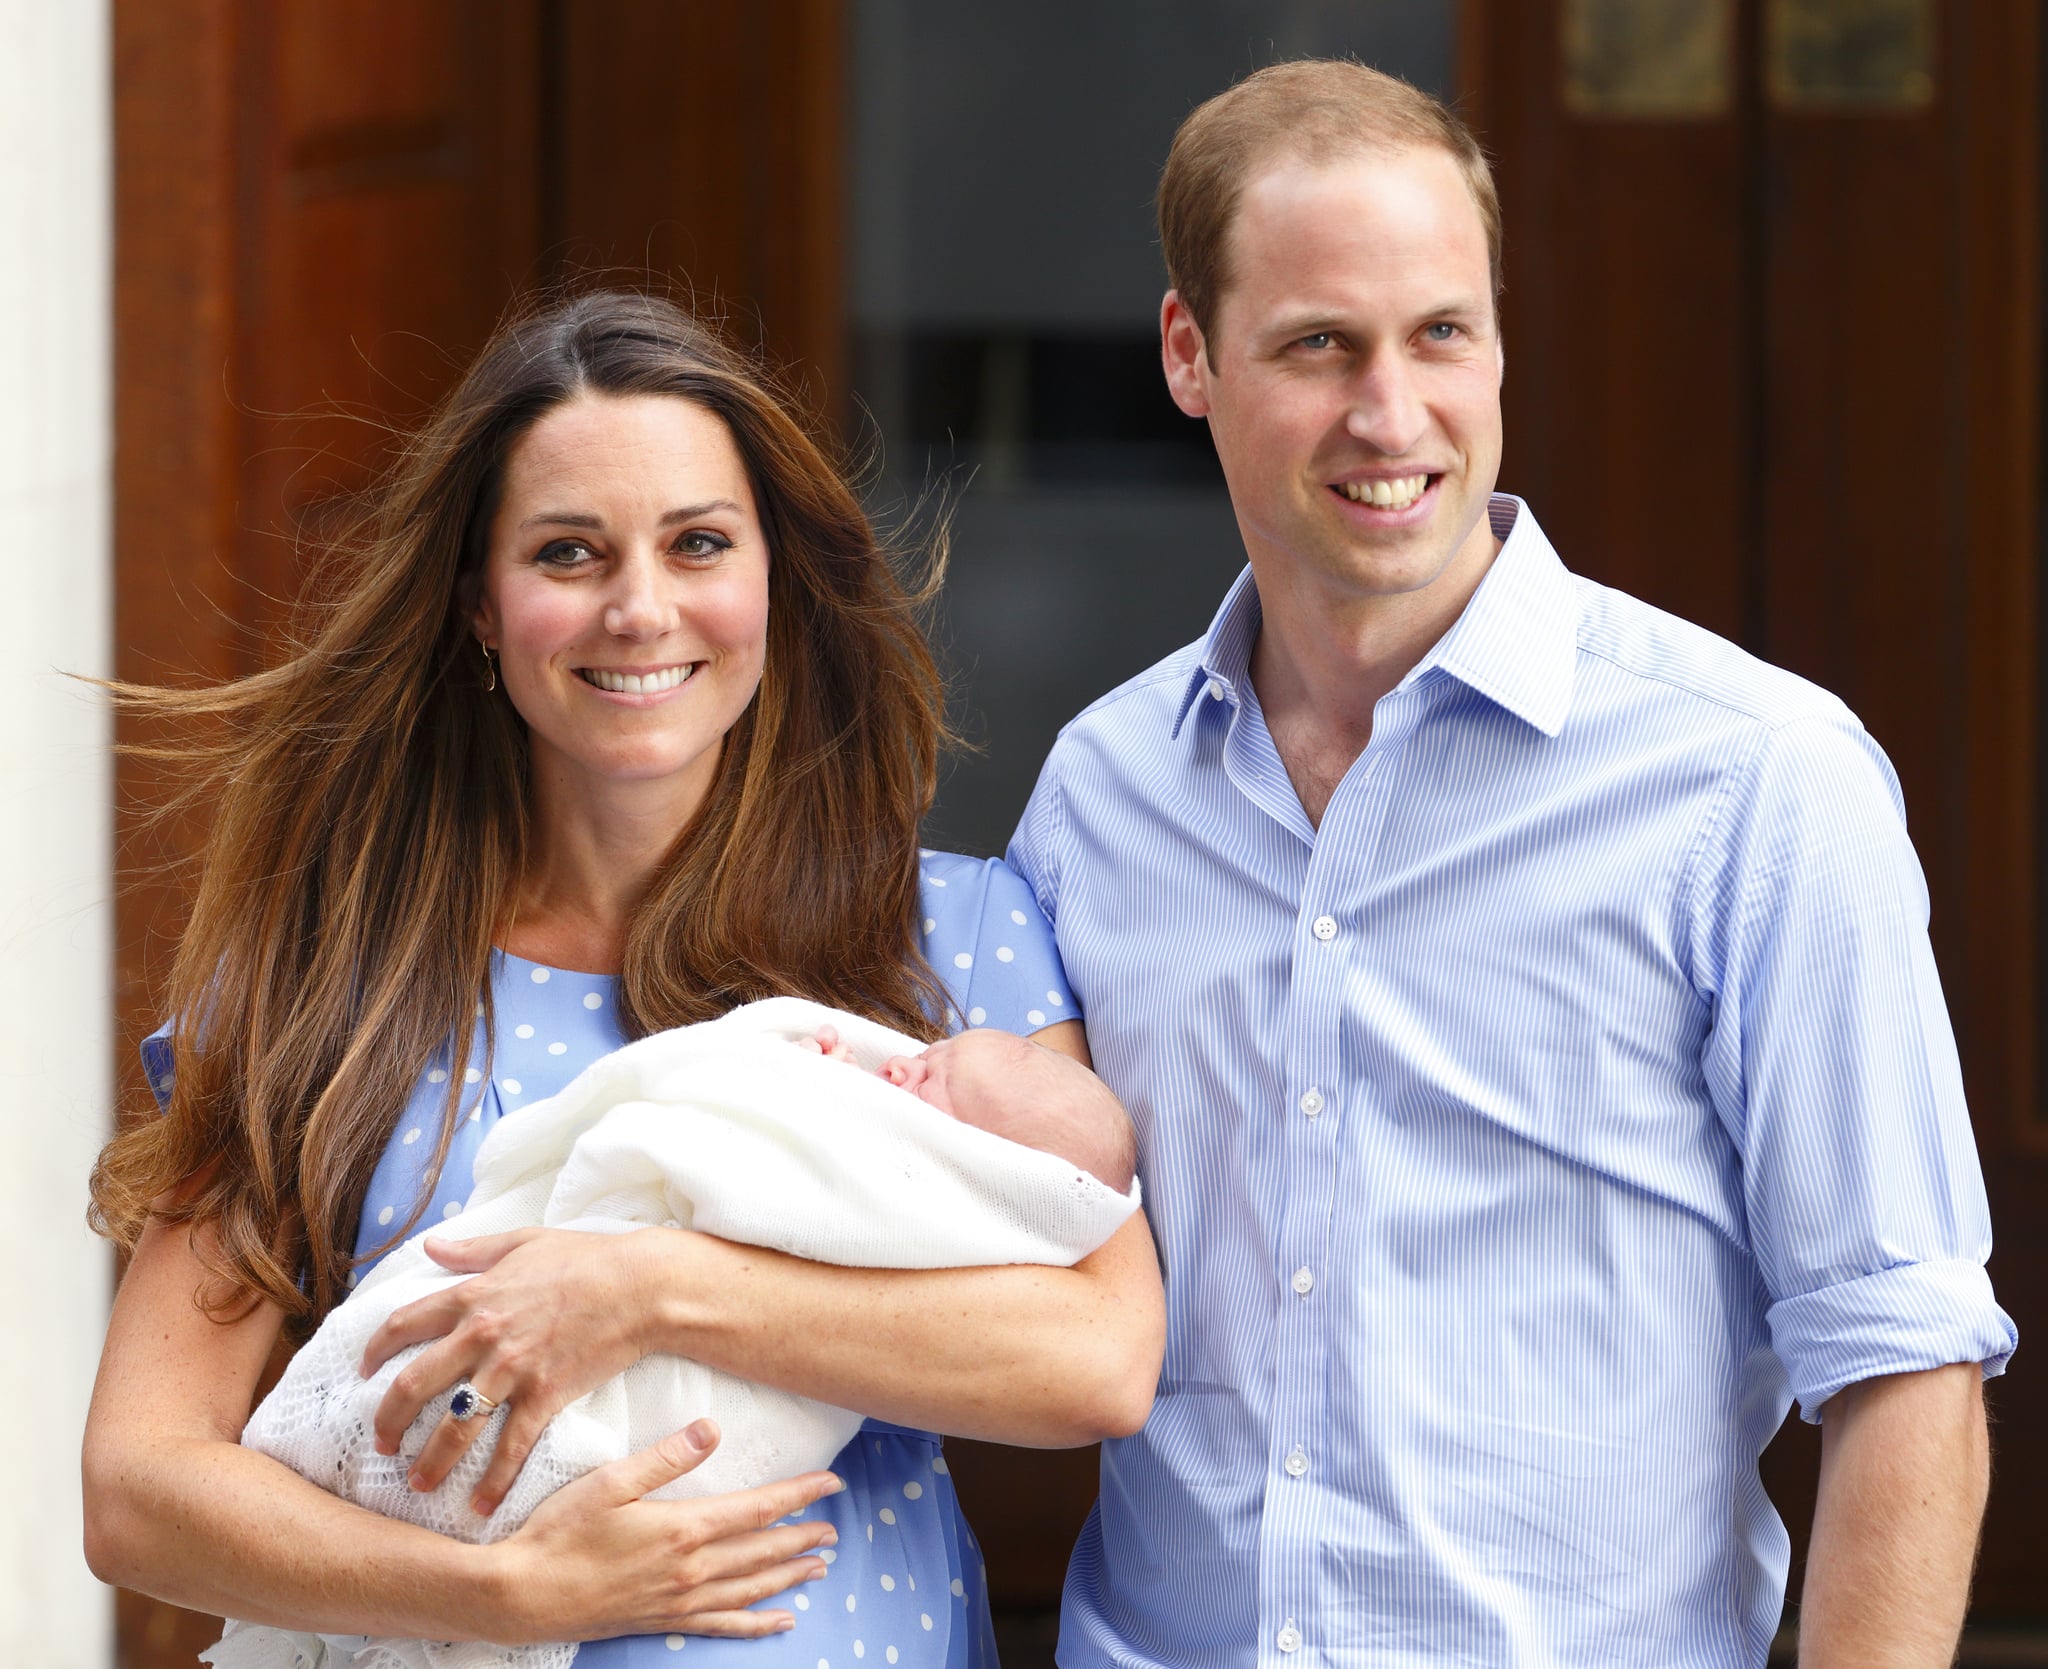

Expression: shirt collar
xmin=1173 ymin=495 xmax=1579 ymax=741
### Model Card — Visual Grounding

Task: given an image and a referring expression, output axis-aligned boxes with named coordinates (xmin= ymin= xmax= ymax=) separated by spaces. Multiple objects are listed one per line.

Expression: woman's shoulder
xmin=916 ymin=849 xmax=1079 ymax=1033
xmin=915 ymin=848 xmax=1040 ymax=931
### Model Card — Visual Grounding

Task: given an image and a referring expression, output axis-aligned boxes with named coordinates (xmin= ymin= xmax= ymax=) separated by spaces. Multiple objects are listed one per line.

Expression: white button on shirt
xmin=1276 ymin=1624 xmax=1301 ymax=1654
xmin=1297 ymin=1088 xmax=1323 ymax=1117
xmin=1290 ymin=1267 xmax=1314 ymax=1297
xmin=1310 ymin=915 xmax=1336 ymax=941
xmin=1283 ymin=1449 xmax=1307 ymax=1478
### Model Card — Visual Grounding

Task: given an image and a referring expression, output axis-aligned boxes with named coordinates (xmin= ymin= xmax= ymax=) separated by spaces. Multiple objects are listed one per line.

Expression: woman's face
xmin=473 ymin=392 xmax=770 ymax=819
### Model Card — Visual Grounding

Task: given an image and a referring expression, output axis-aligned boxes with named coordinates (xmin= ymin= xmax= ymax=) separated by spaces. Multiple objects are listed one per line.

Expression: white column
xmin=0 ymin=1 xmax=115 ymax=1663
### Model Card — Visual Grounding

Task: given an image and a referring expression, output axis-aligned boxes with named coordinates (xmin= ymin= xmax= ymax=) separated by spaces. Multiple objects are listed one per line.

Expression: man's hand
xmin=1797 ymin=1362 xmax=1989 ymax=1668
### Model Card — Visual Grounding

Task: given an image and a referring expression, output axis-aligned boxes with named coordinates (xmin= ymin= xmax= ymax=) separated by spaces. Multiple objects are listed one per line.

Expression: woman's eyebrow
xmin=517 ymin=500 xmax=741 ymax=532
xmin=658 ymin=500 xmax=743 ymax=525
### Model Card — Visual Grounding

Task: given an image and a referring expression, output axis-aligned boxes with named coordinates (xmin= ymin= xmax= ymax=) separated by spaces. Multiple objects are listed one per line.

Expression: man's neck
xmin=1248 ymin=540 xmax=1500 ymax=828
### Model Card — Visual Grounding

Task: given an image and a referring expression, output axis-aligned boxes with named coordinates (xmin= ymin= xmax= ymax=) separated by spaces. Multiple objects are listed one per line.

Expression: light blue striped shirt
xmin=1008 ymin=497 xmax=2015 ymax=1669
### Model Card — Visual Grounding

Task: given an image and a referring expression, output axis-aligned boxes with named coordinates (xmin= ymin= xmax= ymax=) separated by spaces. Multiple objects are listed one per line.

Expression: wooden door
xmin=112 ymin=3 xmax=843 ymax=1661
xmin=1462 ymin=0 xmax=2042 ymax=1624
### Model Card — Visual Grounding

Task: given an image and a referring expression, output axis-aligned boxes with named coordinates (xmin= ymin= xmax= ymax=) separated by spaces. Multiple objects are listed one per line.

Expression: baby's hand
xmin=798 ymin=1024 xmax=855 ymax=1063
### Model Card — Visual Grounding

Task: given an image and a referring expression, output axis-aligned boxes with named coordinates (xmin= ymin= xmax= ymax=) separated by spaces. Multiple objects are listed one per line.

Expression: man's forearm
xmin=1798 ymin=1362 xmax=1989 ymax=1668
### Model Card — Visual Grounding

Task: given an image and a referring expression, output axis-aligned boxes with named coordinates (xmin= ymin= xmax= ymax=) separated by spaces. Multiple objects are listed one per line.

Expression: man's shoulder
xmin=1570 ymin=573 xmax=1857 ymax=736
xmin=1048 ymin=639 xmax=1208 ymax=750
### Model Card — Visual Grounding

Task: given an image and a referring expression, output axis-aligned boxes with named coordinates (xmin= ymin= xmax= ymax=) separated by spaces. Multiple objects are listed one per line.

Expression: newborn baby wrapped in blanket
xmin=209 ymin=997 xmax=1140 ymax=1669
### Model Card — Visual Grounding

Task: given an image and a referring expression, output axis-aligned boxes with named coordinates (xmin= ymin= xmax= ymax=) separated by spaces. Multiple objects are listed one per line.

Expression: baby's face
xmin=878 ymin=1030 xmax=1136 ymax=1192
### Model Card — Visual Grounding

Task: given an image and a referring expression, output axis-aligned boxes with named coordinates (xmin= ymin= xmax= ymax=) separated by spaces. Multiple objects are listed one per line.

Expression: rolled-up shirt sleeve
xmin=1692 ymin=713 xmax=2017 ymax=1420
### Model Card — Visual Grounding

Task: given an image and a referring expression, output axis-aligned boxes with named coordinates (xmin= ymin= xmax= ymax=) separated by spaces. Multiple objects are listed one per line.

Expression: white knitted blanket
xmin=206 ymin=998 xmax=1139 ymax=1669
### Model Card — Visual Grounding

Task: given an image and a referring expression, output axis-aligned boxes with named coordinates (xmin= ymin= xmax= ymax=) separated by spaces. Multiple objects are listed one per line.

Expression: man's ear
xmin=1160 ymin=290 xmax=1214 ymax=419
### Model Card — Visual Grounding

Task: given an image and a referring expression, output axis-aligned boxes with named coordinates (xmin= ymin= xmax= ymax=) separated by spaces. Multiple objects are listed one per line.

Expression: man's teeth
xmin=580 ymin=665 xmax=695 ymax=694
xmin=1340 ymin=474 xmax=1429 ymax=508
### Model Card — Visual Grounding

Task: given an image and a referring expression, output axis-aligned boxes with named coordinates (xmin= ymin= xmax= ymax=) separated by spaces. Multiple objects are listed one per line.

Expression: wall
xmin=846 ymin=0 xmax=1459 ymax=855
xmin=0 ymin=0 xmax=115 ymax=1661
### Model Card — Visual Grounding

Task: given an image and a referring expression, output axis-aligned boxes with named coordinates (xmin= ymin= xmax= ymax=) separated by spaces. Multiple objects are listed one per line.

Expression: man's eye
xmin=1424 ymin=322 xmax=1460 ymax=342
xmin=1298 ymin=332 xmax=1335 ymax=351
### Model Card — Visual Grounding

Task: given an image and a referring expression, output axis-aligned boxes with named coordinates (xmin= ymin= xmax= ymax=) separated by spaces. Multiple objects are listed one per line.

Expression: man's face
xmin=1163 ymin=145 xmax=1504 ymax=610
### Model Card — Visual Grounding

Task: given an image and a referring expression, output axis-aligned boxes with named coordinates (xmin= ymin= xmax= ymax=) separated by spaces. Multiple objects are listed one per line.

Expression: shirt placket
xmin=1256 ymin=683 xmax=1425 ymax=1668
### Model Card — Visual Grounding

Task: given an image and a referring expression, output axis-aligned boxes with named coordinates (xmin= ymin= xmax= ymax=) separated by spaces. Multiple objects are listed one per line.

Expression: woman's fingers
xmin=371 ymin=1332 xmax=479 ymax=1453
xmin=360 ymin=1284 xmax=470 ymax=1378
xmin=495 ymin=1438 xmax=847 ymax=1640
xmin=668 ymin=1557 xmax=834 ymax=1633
xmin=681 ymin=1468 xmax=847 ymax=1539
xmin=676 ymin=1607 xmax=801 ymax=1639
xmin=407 ymin=1388 xmax=517 ymax=1493
xmin=470 ymin=1397 xmax=558 ymax=1515
xmin=579 ymin=1420 xmax=724 ymax=1506
xmin=422 ymin=1226 xmax=539 ymax=1274
xmin=680 ymin=1519 xmax=840 ymax=1585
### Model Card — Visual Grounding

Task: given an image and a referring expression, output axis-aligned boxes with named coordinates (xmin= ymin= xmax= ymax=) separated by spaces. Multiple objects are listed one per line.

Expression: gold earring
xmin=479 ymin=642 xmax=497 ymax=692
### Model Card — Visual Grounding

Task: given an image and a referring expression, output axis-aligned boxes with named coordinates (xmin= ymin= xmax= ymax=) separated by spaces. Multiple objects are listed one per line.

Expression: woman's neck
xmin=503 ymin=752 xmax=711 ymax=974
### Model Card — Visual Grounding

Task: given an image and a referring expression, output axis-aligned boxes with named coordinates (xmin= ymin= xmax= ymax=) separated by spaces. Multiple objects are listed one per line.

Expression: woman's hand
xmin=363 ymin=1224 xmax=672 ymax=1514
xmin=491 ymin=1419 xmax=843 ymax=1642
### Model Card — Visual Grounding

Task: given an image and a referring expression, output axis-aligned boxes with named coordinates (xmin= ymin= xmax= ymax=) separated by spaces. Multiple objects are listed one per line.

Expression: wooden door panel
xmin=1758 ymin=111 xmax=1953 ymax=856
xmin=1477 ymin=1 xmax=1751 ymax=641
xmin=228 ymin=0 xmax=541 ymax=650
xmin=553 ymin=0 xmax=846 ymax=415
xmin=1465 ymin=0 xmax=2042 ymax=1625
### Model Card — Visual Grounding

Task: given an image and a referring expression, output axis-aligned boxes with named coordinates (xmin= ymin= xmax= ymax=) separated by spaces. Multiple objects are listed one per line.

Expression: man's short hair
xmin=1157 ymin=58 xmax=1502 ymax=349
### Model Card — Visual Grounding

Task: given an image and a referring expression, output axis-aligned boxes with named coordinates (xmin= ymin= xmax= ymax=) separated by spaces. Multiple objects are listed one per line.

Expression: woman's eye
xmin=675 ymin=531 xmax=733 ymax=561
xmin=535 ymin=538 xmax=596 ymax=569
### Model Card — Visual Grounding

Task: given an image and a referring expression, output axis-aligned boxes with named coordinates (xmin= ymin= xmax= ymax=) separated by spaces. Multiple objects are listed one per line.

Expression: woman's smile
xmin=575 ymin=662 xmax=701 ymax=697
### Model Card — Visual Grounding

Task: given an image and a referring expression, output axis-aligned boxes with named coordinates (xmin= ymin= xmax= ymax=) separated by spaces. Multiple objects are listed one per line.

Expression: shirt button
xmin=1277 ymin=1624 xmax=1302 ymax=1653
xmin=1312 ymin=914 xmax=1337 ymax=941
xmin=1206 ymin=678 xmax=1226 ymax=702
xmin=1285 ymin=1447 xmax=1308 ymax=1477
xmin=1299 ymin=1088 xmax=1324 ymax=1117
xmin=1291 ymin=1266 xmax=1314 ymax=1296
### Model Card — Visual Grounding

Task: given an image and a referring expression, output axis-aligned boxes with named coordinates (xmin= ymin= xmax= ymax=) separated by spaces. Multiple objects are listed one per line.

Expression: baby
xmin=808 ymin=1022 xmax=1137 ymax=1193
xmin=210 ymin=999 xmax=1141 ymax=1669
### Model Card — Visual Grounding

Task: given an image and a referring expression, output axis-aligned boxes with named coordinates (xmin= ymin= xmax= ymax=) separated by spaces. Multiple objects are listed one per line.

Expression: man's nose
xmin=1345 ymin=350 xmax=1427 ymax=455
xmin=602 ymin=550 xmax=676 ymax=638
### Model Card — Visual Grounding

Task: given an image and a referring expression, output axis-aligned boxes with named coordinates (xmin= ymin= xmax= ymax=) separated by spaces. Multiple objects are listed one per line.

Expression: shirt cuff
xmin=1767 ymin=1257 xmax=2017 ymax=1422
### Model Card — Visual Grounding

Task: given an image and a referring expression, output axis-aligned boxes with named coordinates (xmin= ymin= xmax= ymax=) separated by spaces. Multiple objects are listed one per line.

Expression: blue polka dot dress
xmin=149 ymin=852 xmax=1080 ymax=1667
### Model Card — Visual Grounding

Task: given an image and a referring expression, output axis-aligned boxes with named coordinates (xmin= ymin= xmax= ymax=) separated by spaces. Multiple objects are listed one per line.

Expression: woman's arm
xmin=649 ymin=1209 xmax=1164 ymax=1440
xmin=84 ymin=1214 xmax=842 ymax=1641
xmin=373 ymin=1020 xmax=1167 ymax=1512
xmin=658 ymin=1014 xmax=1160 ymax=1442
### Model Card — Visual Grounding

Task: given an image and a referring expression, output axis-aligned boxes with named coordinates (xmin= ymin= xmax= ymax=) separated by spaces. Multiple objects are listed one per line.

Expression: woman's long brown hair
xmin=89 ymin=291 xmax=955 ymax=1333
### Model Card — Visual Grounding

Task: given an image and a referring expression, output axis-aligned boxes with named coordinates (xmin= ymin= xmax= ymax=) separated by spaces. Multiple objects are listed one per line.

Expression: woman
xmin=84 ymin=290 xmax=1163 ymax=1663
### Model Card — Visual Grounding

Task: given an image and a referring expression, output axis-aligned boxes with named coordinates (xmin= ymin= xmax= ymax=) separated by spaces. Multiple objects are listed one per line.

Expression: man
xmin=1007 ymin=59 xmax=2015 ymax=1668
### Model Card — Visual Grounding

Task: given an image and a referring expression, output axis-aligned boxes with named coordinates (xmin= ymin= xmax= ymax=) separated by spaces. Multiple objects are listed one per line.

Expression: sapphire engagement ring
xmin=448 ymin=1382 xmax=501 ymax=1421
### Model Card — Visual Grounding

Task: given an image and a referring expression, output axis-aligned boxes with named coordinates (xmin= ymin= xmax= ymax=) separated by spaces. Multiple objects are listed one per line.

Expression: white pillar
xmin=0 ymin=1 xmax=115 ymax=1663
